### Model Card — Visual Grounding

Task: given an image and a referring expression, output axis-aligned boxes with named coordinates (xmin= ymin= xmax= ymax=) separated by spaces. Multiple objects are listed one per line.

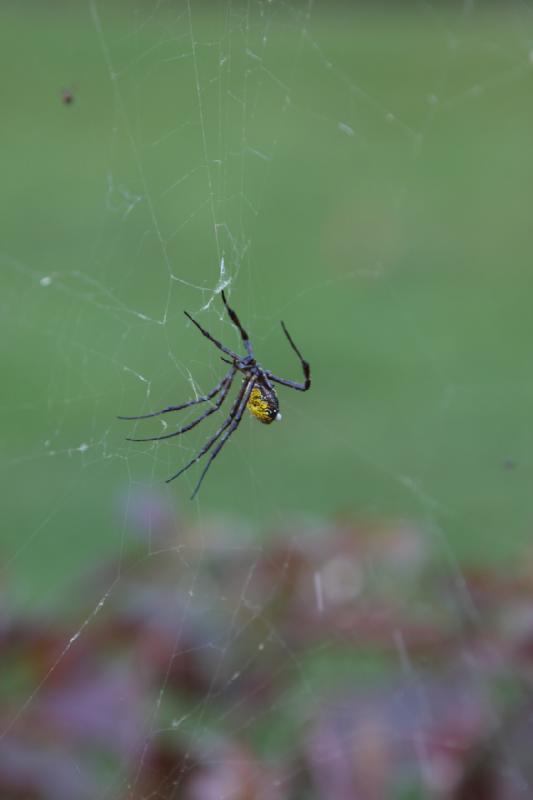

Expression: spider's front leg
xmin=266 ymin=321 xmax=311 ymax=392
xmin=221 ymin=291 xmax=254 ymax=360
xmin=184 ymin=310 xmax=240 ymax=361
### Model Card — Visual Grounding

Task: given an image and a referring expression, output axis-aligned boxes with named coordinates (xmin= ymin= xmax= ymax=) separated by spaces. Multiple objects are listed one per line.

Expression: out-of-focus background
xmin=2 ymin=2 xmax=533 ymax=798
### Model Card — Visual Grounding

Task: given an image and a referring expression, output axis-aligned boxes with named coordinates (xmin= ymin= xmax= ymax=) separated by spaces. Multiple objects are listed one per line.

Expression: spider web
xmin=2 ymin=0 xmax=533 ymax=797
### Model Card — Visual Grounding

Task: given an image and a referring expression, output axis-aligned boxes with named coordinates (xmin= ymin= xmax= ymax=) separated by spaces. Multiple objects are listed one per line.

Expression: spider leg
xmin=165 ymin=377 xmax=253 ymax=487
xmin=221 ymin=290 xmax=254 ymax=359
xmin=125 ymin=369 xmax=236 ymax=442
xmin=184 ymin=311 xmax=240 ymax=360
xmin=266 ymin=321 xmax=310 ymax=391
xmin=189 ymin=380 xmax=254 ymax=500
xmin=117 ymin=370 xmax=233 ymax=421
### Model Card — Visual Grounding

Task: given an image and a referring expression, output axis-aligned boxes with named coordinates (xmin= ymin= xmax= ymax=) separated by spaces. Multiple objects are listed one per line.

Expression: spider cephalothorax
xmin=119 ymin=291 xmax=310 ymax=498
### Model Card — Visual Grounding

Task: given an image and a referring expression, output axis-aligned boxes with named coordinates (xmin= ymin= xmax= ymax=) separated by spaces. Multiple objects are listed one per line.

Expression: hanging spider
xmin=119 ymin=291 xmax=311 ymax=499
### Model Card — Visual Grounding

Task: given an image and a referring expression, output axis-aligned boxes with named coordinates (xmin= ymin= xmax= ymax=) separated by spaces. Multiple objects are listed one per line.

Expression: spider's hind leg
xmin=189 ymin=378 xmax=255 ymax=499
xmin=165 ymin=377 xmax=254 ymax=495
xmin=117 ymin=372 xmax=230 ymax=420
xmin=124 ymin=369 xmax=236 ymax=442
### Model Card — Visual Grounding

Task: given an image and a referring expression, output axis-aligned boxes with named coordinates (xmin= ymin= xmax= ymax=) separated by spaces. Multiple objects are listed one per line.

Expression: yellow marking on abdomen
xmin=247 ymin=386 xmax=274 ymax=424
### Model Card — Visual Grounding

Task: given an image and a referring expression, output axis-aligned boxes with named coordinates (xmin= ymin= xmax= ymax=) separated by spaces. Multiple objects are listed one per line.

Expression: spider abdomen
xmin=247 ymin=383 xmax=280 ymax=424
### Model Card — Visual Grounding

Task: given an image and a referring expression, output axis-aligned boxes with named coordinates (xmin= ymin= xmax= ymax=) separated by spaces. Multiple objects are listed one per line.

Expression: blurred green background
xmin=2 ymin=0 xmax=533 ymax=606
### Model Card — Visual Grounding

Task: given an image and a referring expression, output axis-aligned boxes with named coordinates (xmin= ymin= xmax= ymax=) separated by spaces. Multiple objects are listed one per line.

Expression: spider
xmin=119 ymin=291 xmax=310 ymax=499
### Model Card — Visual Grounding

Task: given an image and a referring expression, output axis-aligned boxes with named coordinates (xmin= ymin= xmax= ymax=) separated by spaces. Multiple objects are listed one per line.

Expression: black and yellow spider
xmin=119 ymin=291 xmax=310 ymax=498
